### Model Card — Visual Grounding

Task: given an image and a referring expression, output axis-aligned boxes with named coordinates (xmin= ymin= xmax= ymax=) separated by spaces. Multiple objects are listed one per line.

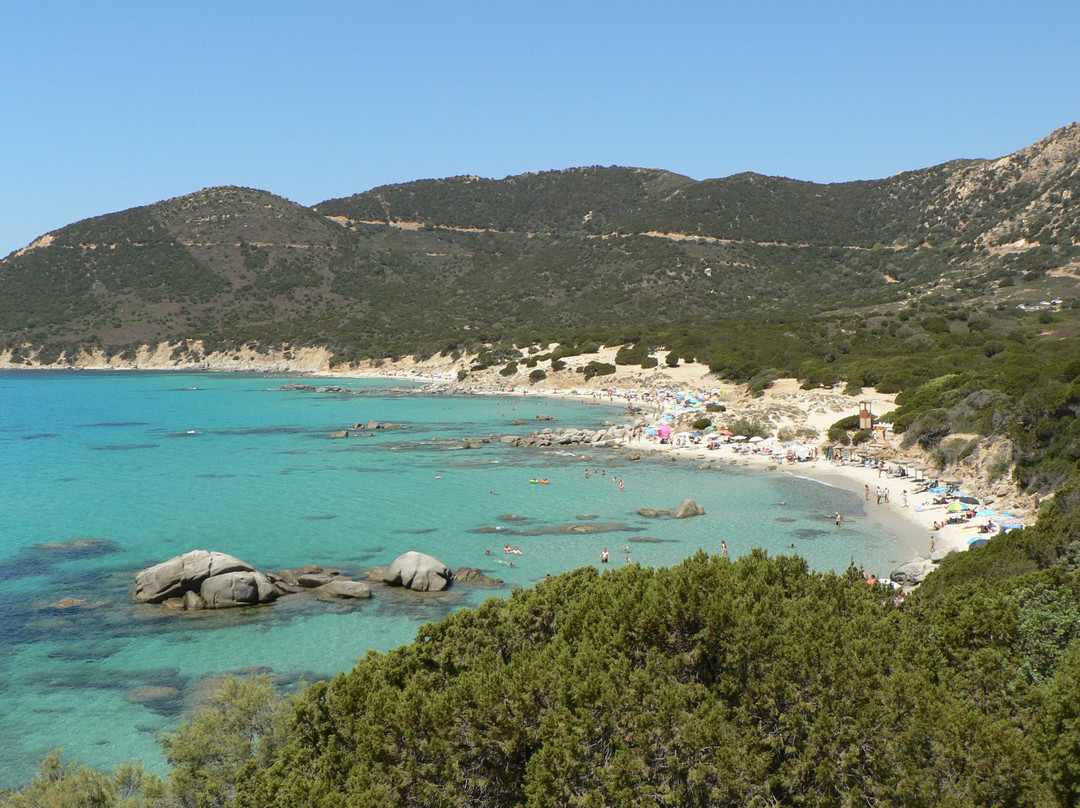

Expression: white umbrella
xmin=748 ymin=436 xmax=764 ymax=443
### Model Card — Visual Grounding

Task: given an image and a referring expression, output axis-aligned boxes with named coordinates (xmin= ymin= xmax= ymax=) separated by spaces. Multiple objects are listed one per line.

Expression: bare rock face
xmin=132 ymin=550 xmax=254 ymax=603
xmin=672 ymin=498 xmax=706 ymax=519
xmin=385 ymin=551 xmax=453 ymax=592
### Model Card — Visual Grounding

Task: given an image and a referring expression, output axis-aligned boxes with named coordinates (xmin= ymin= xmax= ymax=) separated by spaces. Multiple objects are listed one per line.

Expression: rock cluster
xmin=133 ymin=550 xmax=500 ymax=612
xmin=497 ymin=425 xmax=635 ymax=449
xmin=637 ymin=498 xmax=705 ymax=520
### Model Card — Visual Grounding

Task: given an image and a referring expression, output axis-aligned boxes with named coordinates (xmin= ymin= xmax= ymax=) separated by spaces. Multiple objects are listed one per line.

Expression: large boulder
xmin=132 ymin=550 xmax=254 ymax=603
xmin=199 ymin=571 xmax=279 ymax=608
xmin=672 ymin=498 xmax=706 ymax=519
xmin=890 ymin=557 xmax=935 ymax=587
xmin=385 ymin=551 xmax=453 ymax=592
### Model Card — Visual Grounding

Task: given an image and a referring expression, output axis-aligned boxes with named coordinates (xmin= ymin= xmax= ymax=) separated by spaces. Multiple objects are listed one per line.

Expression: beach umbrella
xmin=748 ymin=436 xmax=764 ymax=443
xmin=957 ymin=496 xmax=980 ymax=505
xmin=968 ymin=536 xmax=989 ymax=548
xmin=730 ymin=435 xmax=748 ymax=441
xmin=946 ymin=501 xmax=972 ymax=512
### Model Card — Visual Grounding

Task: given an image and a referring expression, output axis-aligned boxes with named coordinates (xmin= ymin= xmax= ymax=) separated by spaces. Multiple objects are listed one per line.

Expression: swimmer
xmin=485 ymin=548 xmax=492 ymax=556
xmin=504 ymin=543 xmax=511 ymax=553
xmin=435 ymin=473 xmax=442 ymax=479
xmin=721 ymin=540 xmax=728 ymax=557
xmin=600 ymin=548 xmax=610 ymax=563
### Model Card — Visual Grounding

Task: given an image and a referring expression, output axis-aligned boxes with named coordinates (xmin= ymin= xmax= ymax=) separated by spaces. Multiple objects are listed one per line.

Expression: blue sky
xmin=1 ymin=1 xmax=1077 ymax=257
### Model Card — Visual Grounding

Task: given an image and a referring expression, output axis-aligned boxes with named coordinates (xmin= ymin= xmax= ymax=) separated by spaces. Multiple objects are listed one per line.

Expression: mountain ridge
xmin=2 ymin=124 xmax=1079 ymax=362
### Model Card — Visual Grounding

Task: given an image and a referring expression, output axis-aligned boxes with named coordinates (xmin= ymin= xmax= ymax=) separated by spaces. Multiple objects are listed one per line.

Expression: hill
xmin=2 ymin=124 xmax=1079 ymax=365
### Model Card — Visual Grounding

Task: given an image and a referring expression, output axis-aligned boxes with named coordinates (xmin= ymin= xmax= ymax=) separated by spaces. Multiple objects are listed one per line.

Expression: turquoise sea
xmin=0 ymin=371 xmax=922 ymax=786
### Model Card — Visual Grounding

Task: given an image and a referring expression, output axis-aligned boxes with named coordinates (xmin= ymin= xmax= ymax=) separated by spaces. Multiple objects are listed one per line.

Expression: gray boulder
xmin=890 ymin=557 xmax=935 ymax=587
xmin=199 ymin=571 xmax=279 ymax=608
xmin=454 ymin=567 xmax=503 ymax=585
xmin=672 ymin=498 xmax=706 ymax=519
xmin=297 ymin=572 xmax=336 ymax=588
xmin=385 ymin=551 xmax=453 ymax=592
xmin=315 ymin=580 xmax=372 ymax=600
xmin=132 ymin=550 xmax=254 ymax=603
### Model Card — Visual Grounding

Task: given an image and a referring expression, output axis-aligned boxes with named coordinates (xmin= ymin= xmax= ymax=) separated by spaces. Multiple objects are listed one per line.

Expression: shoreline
xmin=3 ymin=344 xmax=1035 ymax=570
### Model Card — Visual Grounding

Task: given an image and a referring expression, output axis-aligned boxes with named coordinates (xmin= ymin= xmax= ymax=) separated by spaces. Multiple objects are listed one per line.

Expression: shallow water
xmin=0 ymin=371 xmax=921 ymax=785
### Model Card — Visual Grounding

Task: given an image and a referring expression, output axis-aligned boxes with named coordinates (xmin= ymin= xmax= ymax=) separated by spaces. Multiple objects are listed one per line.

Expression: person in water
xmin=600 ymin=548 xmax=610 ymax=563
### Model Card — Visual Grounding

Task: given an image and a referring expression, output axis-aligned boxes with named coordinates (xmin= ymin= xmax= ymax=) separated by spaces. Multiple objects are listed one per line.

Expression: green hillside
xmin=2 ymin=124 xmax=1079 ymax=365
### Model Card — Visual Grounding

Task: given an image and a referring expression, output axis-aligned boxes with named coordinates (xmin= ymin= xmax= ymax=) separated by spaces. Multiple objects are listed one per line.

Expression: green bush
xmin=578 ymin=361 xmax=616 ymax=380
xmin=692 ymin=417 xmax=712 ymax=430
xmin=641 ymin=356 xmax=659 ymax=368
xmin=499 ymin=361 xmax=518 ymax=377
xmin=851 ymin=428 xmax=872 ymax=444
xmin=529 ymin=368 xmax=547 ymax=382
xmin=828 ymin=424 xmax=851 ymax=445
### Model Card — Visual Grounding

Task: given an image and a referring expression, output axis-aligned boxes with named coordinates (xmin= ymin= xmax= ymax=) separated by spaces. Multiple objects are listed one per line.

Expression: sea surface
xmin=0 ymin=371 xmax=921 ymax=785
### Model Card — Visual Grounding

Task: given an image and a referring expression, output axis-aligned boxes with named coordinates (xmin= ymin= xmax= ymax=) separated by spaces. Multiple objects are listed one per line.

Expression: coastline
xmin=2 ymin=341 xmax=1036 ymax=568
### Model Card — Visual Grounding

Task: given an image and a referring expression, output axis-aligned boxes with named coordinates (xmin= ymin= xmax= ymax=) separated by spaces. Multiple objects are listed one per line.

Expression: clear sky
xmin=1 ymin=0 xmax=1077 ymax=257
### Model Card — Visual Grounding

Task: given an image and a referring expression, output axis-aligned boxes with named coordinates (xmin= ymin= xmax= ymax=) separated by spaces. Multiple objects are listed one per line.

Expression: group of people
xmin=584 ymin=467 xmax=626 ymax=491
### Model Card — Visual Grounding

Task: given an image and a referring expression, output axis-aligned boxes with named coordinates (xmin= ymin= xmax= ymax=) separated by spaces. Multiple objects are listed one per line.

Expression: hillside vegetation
xmin=2 ymin=124 xmax=1079 ymax=364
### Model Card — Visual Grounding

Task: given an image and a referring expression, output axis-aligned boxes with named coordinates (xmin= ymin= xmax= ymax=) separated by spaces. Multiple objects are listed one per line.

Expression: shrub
xmin=551 ymin=359 xmax=567 ymax=372
xmin=692 ymin=417 xmax=712 ymax=430
xmin=729 ymin=417 xmax=770 ymax=439
xmin=706 ymin=403 xmax=725 ymax=413
xmin=851 ymin=429 xmax=872 ymax=445
xmin=457 ymin=369 xmax=468 ymax=382
xmin=641 ymin=356 xmax=659 ymax=369
xmin=499 ymin=361 xmax=518 ymax=377
xmin=828 ymin=425 xmax=851 ymax=445
xmin=665 ymin=351 xmax=680 ymax=367
xmin=578 ymin=361 xmax=616 ymax=380
xmin=529 ymin=368 xmax=547 ymax=383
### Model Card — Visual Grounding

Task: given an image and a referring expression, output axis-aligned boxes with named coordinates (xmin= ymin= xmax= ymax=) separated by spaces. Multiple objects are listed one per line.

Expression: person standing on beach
xmin=865 ymin=484 xmax=870 ymax=501
xmin=835 ymin=512 xmax=842 ymax=528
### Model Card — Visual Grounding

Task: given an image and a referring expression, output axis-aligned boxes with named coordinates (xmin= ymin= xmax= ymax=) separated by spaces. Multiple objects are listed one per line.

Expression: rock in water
xmin=315 ymin=580 xmax=372 ymax=600
xmin=199 ymin=571 xmax=279 ymax=608
xmin=453 ymin=567 xmax=503 ymax=585
xmin=672 ymin=498 xmax=706 ymax=519
xmin=132 ymin=550 xmax=254 ymax=603
xmin=385 ymin=551 xmax=453 ymax=591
